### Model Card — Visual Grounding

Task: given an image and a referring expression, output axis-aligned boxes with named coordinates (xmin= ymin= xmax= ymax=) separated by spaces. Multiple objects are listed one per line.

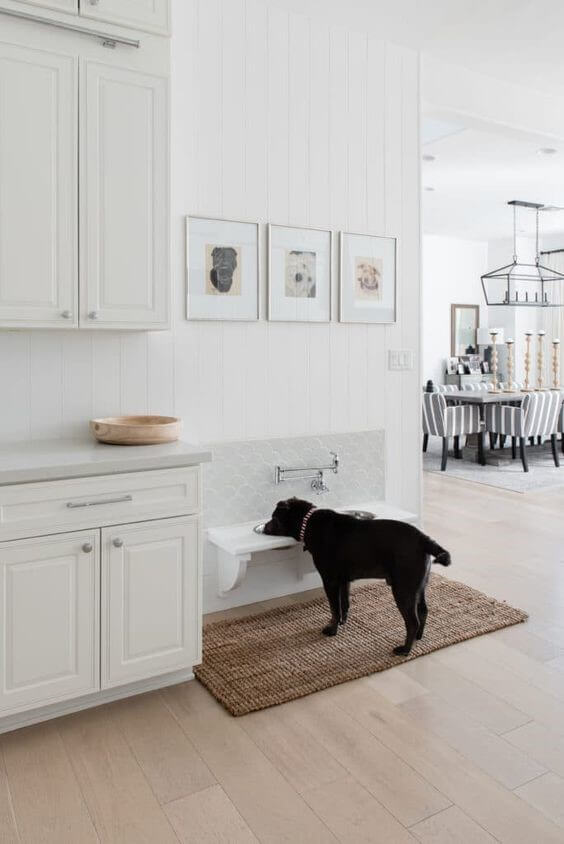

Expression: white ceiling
xmin=268 ymin=0 xmax=564 ymax=98
xmin=422 ymin=120 xmax=564 ymax=244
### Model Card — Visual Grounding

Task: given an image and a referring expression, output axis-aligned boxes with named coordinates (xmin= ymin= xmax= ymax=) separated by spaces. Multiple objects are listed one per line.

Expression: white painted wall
xmin=0 ymin=0 xmax=421 ymax=517
xmin=422 ymin=235 xmax=488 ymax=385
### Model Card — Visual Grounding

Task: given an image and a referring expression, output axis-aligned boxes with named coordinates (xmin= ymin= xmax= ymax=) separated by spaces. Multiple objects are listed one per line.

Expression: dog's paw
xmin=322 ymin=624 xmax=339 ymax=637
xmin=393 ymin=644 xmax=411 ymax=656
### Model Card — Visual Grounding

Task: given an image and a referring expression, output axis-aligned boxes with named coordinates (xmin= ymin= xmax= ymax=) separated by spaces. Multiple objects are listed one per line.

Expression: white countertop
xmin=207 ymin=500 xmax=418 ymax=558
xmin=0 ymin=438 xmax=212 ymax=485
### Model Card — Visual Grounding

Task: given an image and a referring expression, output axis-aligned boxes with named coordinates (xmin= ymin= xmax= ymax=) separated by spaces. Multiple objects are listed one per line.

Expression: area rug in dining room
xmin=194 ymin=574 xmax=527 ymax=716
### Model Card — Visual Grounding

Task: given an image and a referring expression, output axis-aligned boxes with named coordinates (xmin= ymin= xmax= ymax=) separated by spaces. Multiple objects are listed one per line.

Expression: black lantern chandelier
xmin=481 ymin=200 xmax=564 ymax=307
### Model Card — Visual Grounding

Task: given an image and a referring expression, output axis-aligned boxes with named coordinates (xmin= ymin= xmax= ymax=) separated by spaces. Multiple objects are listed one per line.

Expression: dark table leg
xmin=478 ymin=405 xmax=486 ymax=466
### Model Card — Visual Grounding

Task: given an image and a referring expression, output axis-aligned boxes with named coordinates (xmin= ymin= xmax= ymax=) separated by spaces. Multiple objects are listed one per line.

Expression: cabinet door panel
xmin=12 ymin=1 xmax=78 ymax=12
xmin=80 ymin=60 xmax=169 ymax=329
xmin=80 ymin=0 xmax=170 ymax=35
xmin=0 ymin=531 xmax=99 ymax=715
xmin=102 ymin=517 xmax=200 ymax=688
xmin=0 ymin=42 xmax=77 ymax=327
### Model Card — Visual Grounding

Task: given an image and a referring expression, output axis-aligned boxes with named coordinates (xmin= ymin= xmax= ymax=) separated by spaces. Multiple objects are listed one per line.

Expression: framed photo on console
xmin=267 ymin=224 xmax=332 ymax=322
xmin=339 ymin=231 xmax=397 ymax=323
xmin=186 ymin=216 xmax=259 ymax=320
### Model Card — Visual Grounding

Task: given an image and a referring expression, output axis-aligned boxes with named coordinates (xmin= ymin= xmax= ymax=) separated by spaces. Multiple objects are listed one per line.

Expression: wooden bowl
xmin=90 ymin=415 xmax=182 ymax=445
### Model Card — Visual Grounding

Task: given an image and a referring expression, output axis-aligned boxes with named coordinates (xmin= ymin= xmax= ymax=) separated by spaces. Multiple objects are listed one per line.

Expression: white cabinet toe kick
xmin=0 ymin=447 xmax=209 ymax=734
xmin=207 ymin=501 xmax=418 ymax=597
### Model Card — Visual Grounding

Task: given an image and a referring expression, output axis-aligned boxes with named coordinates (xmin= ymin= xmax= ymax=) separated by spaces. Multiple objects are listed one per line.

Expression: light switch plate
xmin=388 ymin=350 xmax=414 ymax=371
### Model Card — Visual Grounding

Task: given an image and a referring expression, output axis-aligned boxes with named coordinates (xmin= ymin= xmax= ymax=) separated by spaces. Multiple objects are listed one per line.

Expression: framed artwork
xmin=339 ymin=231 xmax=397 ymax=323
xmin=451 ymin=303 xmax=479 ymax=355
xmin=268 ymin=224 xmax=332 ymax=322
xmin=186 ymin=216 xmax=259 ymax=320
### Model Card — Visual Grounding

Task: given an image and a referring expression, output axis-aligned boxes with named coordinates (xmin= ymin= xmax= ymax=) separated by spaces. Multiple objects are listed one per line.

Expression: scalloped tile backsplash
xmin=202 ymin=430 xmax=385 ymax=528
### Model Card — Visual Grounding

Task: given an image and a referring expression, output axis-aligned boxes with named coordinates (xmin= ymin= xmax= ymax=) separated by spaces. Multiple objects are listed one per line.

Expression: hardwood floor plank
xmin=165 ymin=785 xmax=258 ymax=843
xmin=1 ymin=723 xmax=98 ymax=844
xmin=238 ymin=705 xmax=348 ymax=795
xmin=111 ymin=691 xmax=215 ymax=805
xmin=364 ymin=667 xmax=429 ymax=704
xmin=410 ymin=805 xmax=495 ymax=843
xmin=162 ymin=681 xmax=338 ymax=843
xmin=286 ymin=694 xmax=451 ymax=826
xmin=400 ymin=693 xmax=546 ymax=789
xmin=330 ymin=679 xmax=564 ymax=843
xmin=514 ymin=772 xmax=564 ymax=829
xmin=435 ymin=646 xmax=564 ymax=736
xmin=504 ymin=721 xmax=564 ymax=777
xmin=302 ymin=775 xmax=417 ymax=843
xmin=57 ymin=705 xmax=179 ymax=843
xmin=0 ymin=749 xmax=19 ymax=844
xmin=401 ymin=655 xmax=530 ymax=734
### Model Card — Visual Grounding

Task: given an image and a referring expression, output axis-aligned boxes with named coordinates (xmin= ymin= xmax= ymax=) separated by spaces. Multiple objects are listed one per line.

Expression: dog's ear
xmin=277 ymin=499 xmax=291 ymax=510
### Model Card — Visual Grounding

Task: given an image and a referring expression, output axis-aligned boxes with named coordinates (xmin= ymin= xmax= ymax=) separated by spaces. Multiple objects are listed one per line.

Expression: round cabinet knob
xmin=82 ymin=542 xmax=93 ymax=553
xmin=61 ymin=310 xmax=72 ymax=320
xmin=88 ymin=310 xmax=99 ymax=320
xmin=112 ymin=538 xmax=124 ymax=548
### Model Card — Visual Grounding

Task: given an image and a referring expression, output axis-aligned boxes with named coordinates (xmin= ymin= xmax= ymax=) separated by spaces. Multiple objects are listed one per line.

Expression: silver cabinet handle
xmin=66 ymin=494 xmax=133 ymax=509
xmin=82 ymin=542 xmax=93 ymax=553
xmin=88 ymin=310 xmax=99 ymax=320
xmin=61 ymin=310 xmax=72 ymax=319
xmin=113 ymin=538 xmax=124 ymax=548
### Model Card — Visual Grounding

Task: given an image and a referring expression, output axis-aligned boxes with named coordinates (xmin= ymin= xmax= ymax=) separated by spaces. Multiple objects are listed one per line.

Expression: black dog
xmin=263 ymin=498 xmax=451 ymax=655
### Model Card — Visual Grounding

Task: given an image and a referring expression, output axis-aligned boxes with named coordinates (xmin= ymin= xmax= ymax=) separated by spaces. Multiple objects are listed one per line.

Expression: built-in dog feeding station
xmin=207 ymin=451 xmax=417 ymax=596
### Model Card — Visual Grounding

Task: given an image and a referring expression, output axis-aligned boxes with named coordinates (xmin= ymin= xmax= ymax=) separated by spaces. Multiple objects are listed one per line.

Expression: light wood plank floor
xmin=2 ymin=473 xmax=564 ymax=843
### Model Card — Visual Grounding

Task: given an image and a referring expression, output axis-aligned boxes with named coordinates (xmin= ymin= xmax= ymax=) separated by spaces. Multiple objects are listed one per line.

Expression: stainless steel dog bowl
xmin=342 ymin=510 xmax=375 ymax=520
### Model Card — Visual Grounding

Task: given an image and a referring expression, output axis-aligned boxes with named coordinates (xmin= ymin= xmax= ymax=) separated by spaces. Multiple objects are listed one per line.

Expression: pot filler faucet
xmin=274 ymin=451 xmax=339 ymax=495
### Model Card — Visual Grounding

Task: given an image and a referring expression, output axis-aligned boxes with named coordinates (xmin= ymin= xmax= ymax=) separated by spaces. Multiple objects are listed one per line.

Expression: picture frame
xmin=186 ymin=216 xmax=259 ymax=321
xmin=451 ymin=303 xmax=480 ymax=356
xmin=339 ymin=231 xmax=397 ymax=324
xmin=446 ymin=356 xmax=459 ymax=375
xmin=267 ymin=224 xmax=332 ymax=322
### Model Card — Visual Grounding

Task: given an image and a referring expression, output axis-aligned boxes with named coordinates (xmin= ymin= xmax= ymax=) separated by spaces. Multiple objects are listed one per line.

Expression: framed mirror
xmin=451 ymin=304 xmax=480 ymax=355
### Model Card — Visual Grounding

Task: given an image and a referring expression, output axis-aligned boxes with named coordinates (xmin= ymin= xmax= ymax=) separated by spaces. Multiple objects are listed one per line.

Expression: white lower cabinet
xmin=0 ymin=530 xmax=99 ymax=715
xmin=102 ymin=516 xmax=201 ymax=688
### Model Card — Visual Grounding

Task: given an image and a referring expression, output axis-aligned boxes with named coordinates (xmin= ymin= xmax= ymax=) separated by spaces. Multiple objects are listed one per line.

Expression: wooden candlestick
xmin=553 ymin=339 xmax=561 ymax=390
xmin=490 ymin=330 xmax=501 ymax=392
xmin=536 ymin=330 xmax=548 ymax=390
xmin=503 ymin=339 xmax=518 ymax=392
xmin=522 ymin=331 xmax=534 ymax=391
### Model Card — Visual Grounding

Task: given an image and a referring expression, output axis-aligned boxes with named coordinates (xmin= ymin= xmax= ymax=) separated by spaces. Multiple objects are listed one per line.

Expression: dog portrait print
xmin=285 ymin=250 xmax=317 ymax=298
xmin=355 ymin=257 xmax=383 ymax=300
xmin=205 ymin=245 xmax=241 ymax=295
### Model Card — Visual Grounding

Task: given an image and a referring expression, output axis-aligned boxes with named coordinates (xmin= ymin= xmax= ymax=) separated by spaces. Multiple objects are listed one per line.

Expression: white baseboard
xmin=0 ymin=668 xmax=194 ymax=735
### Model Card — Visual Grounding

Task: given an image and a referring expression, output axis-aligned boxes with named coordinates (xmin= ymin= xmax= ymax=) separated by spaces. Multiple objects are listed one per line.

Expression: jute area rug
xmin=195 ymin=574 xmax=527 ymax=716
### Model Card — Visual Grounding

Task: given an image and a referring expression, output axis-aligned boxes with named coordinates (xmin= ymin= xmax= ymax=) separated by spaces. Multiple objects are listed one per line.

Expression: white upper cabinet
xmin=0 ymin=42 xmax=78 ymax=328
xmin=80 ymin=0 xmax=170 ymax=35
xmin=80 ymin=60 xmax=169 ymax=329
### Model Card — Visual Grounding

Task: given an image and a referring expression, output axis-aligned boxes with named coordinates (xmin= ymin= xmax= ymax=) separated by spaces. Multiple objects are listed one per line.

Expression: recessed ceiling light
xmin=422 ymin=154 xmax=436 ymax=162
xmin=424 ymin=186 xmax=435 ymax=192
xmin=538 ymin=147 xmax=558 ymax=156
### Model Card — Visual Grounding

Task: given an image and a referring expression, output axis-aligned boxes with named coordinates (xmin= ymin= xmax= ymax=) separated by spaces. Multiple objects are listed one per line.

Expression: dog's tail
xmin=424 ymin=535 xmax=451 ymax=566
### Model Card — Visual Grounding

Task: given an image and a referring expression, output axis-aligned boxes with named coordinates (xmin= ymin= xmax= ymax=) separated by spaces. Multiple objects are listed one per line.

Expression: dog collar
xmin=299 ymin=507 xmax=317 ymax=542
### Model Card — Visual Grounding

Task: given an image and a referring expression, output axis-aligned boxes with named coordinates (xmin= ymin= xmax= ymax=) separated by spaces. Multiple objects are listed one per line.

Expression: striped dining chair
xmin=461 ymin=382 xmax=493 ymax=391
xmin=559 ymin=399 xmax=564 ymax=455
xmin=436 ymin=384 xmax=459 ymax=393
xmin=422 ymin=391 xmax=482 ymax=471
xmin=487 ymin=391 xmax=561 ymax=472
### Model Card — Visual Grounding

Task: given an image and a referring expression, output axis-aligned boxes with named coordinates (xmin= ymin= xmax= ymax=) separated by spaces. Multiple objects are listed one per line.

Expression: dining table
xmin=443 ymin=389 xmax=564 ymax=465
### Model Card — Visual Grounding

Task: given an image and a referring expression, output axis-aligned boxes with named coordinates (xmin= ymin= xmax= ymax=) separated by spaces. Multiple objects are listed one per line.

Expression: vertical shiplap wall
xmin=0 ymin=0 xmax=421 ymax=515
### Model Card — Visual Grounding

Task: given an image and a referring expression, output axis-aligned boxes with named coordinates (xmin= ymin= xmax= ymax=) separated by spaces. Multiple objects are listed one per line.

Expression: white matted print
xmin=268 ymin=224 xmax=332 ymax=322
xmin=339 ymin=231 xmax=396 ymax=323
xmin=187 ymin=216 xmax=259 ymax=320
